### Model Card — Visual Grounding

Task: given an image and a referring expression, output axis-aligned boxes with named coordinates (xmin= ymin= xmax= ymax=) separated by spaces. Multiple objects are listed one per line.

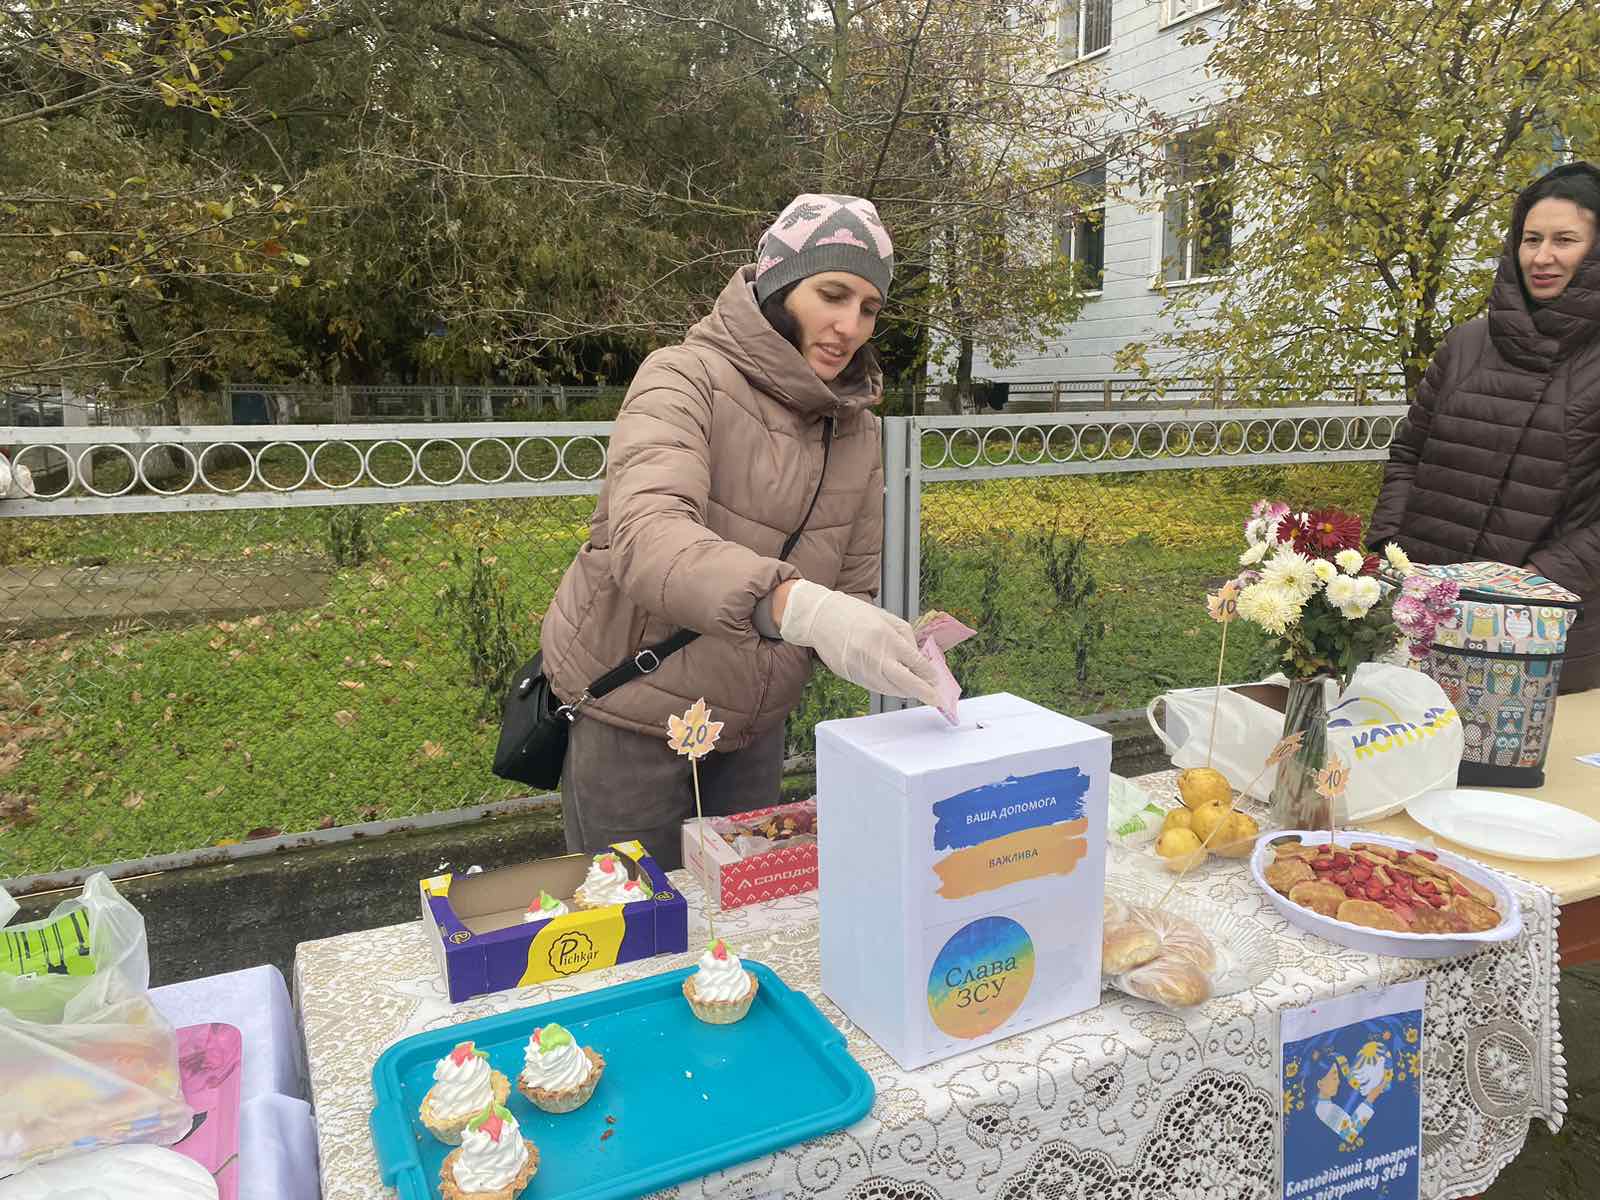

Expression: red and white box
xmin=681 ymin=799 xmax=819 ymax=910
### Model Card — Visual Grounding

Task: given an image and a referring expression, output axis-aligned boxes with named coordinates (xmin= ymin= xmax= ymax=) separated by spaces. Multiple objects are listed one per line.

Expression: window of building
xmin=1532 ymin=121 xmax=1575 ymax=177
xmin=1160 ymin=129 xmax=1232 ymax=284
xmin=1161 ymin=0 xmax=1224 ymax=27
xmin=1060 ymin=158 xmax=1107 ymax=293
xmin=1057 ymin=0 xmax=1112 ymax=64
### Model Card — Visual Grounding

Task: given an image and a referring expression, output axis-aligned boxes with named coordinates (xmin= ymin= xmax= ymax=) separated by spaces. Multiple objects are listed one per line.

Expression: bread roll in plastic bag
xmin=1106 ymin=906 xmax=1218 ymax=1009
xmin=0 ymin=874 xmax=191 ymax=1179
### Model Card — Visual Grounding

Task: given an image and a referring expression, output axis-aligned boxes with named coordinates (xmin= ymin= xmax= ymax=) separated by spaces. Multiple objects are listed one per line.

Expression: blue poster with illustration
xmin=1281 ymin=981 xmax=1424 ymax=1200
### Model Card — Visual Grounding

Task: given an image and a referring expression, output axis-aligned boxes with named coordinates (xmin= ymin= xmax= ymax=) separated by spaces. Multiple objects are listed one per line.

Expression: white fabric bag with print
xmin=1147 ymin=662 xmax=1463 ymax=821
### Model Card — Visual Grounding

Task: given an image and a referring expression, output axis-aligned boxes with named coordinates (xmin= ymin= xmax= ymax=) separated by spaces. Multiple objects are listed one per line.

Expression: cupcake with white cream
xmin=682 ymin=938 xmax=758 ymax=1024
xmin=439 ymin=1104 xmax=537 ymax=1200
xmin=420 ymin=1041 xmax=511 ymax=1145
xmin=516 ymin=1022 xmax=605 ymax=1113
xmin=572 ymin=852 xmax=649 ymax=910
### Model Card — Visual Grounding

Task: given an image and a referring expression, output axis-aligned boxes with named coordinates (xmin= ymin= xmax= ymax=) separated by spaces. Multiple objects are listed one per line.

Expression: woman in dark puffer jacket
xmin=1369 ymin=162 xmax=1600 ymax=693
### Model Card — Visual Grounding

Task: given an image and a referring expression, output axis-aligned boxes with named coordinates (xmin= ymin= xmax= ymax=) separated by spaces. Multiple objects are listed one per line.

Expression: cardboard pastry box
xmin=420 ymin=839 xmax=687 ymax=1003
xmin=682 ymin=798 xmax=819 ymax=910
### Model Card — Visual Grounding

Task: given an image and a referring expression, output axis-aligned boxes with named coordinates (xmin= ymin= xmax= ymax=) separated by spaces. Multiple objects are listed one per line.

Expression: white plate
xmin=1249 ymin=830 xmax=1522 ymax=960
xmin=1406 ymin=788 xmax=1600 ymax=862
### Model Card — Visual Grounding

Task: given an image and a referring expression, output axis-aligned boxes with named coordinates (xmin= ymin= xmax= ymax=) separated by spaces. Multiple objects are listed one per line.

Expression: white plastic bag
xmin=1147 ymin=662 xmax=1464 ymax=821
xmin=0 ymin=1145 xmax=218 ymax=1200
xmin=0 ymin=874 xmax=192 ymax=1179
xmin=0 ymin=455 xmax=35 ymax=500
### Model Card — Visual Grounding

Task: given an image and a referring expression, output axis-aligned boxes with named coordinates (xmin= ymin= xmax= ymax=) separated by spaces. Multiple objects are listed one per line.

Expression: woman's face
xmin=782 ymin=272 xmax=882 ymax=381
xmin=1519 ymin=197 xmax=1598 ymax=302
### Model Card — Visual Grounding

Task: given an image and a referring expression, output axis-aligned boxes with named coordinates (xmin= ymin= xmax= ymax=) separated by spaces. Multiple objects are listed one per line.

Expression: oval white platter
xmin=1249 ymin=829 xmax=1522 ymax=960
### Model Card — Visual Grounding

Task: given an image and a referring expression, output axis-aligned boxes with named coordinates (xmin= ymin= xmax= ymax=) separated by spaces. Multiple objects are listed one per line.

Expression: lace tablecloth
xmin=294 ymin=771 xmax=1565 ymax=1200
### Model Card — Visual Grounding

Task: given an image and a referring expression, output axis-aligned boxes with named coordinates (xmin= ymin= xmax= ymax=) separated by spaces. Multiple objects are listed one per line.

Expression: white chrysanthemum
xmin=1335 ymin=548 xmax=1364 ymax=574
xmin=1325 ymin=575 xmax=1358 ymax=608
xmin=1384 ymin=543 xmax=1413 ymax=573
xmin=1261 ymin=549 xmax=1318 ymax=601
xmin=1240 ymin=542 xmax=1269 ymax=566
xmin=1312 ymin=559 xmax=1337 ymax=584
xmin=1334 ymin=576 xmax=1381 ymax=620
xmin=1236 ymin=581 xmax=1303 ymax=635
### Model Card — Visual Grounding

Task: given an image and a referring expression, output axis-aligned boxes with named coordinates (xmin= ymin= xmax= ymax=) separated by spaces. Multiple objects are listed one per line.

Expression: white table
xmin=294 ymin=783 xmax=1563 ymax=1200
xmin=152 ymin=965 xmax=321 ymax=1200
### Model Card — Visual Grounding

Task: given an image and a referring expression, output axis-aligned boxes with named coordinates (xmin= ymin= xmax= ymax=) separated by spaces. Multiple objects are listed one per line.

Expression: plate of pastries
xmin=1251 ymin=830 xmax=1521 ymax=958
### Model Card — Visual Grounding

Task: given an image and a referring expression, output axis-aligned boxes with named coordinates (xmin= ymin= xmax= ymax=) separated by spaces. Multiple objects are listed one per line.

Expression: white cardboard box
xmin=816 ymin=693 xmax=1110 ymax=1070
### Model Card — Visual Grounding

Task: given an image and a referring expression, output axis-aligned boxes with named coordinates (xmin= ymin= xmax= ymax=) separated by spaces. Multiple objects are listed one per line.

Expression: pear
xmin=1177 ymin=767 xmax=1233 ymax=810
xmin=1213 ymin=811 xmax=1261 ymax=859
xmin=1161 ymin=807 xmax=1195 ymax=834
xmin=1189 ymin=801 xmax=1231 ymax=847
xmin=1155 ymin=827 xmax=1206 ymax=873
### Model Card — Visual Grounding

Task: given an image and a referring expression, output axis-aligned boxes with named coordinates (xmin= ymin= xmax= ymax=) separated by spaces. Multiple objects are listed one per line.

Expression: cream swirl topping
xmin=523 ymin=889 xmax=569 ymax=922
xmin=521 ymin=1023 xmax=591 ymax=1091
xmin=693 ymin=940 xmax=753 ymax=1003
xmin=577 ymin=853 xmax=638 ymax=906
xmin=452 ymin=1107 xmax=528 ymax=1193
xmin=429 ymin=1043 xmax=495 ymax=1119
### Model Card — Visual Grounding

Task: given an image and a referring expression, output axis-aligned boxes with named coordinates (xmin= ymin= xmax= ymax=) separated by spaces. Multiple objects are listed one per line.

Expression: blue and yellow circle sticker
xmin=926 ymin=915 xmax=1036 ymax=1039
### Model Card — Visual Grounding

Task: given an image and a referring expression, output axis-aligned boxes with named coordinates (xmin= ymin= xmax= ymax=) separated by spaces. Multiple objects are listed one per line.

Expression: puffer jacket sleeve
xmin=1528 ymin=523 xmax=1600 ymax=597
xmin=1368 ymin=331 xmax=1456 ymax=548
xmin=606 ymin=349 xmax=801 ymax=644
xmin=836 ymin=417 xmax=885 ymax=602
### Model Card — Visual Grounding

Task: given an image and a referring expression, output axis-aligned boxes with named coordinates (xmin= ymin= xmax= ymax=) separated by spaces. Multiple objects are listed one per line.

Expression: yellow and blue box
xmin=419 ymin=840 xmax=688 ymax=1004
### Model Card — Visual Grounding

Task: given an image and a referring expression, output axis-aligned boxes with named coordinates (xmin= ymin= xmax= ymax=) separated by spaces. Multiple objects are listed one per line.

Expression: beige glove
xmin=778 ymin=580 xmax=943 ymax=709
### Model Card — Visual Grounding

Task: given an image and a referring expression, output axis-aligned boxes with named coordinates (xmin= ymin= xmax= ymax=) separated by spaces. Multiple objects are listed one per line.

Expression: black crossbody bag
xmin=492 ymin=419 xmax=833 ymax=789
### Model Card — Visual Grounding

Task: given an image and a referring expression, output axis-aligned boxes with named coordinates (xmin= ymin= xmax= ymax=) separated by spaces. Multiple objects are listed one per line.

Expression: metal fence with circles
xmin=894 ymin=406 xmax=1404 ymax=728
xmin=2 ymin=407 xmax=1406 ymax=880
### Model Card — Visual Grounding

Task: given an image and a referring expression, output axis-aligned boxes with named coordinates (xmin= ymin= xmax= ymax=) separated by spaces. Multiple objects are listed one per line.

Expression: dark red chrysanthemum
xmin=1302 ymin=508 xmax=1365 ymax=553
xmin=1271 ymin=511 xmax=1308 ymax=548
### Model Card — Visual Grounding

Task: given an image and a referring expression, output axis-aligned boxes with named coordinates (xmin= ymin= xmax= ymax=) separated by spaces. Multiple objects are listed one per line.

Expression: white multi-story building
xmin=971 ymin=0 xmax=1232 ymax=390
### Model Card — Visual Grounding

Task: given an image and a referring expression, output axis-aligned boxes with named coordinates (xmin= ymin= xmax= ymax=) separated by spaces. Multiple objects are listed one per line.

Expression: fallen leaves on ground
xmin=0 ymin=793 xmax=38 ymax=829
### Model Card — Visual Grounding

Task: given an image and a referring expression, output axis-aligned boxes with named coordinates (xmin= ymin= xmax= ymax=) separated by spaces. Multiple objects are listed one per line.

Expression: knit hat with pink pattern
xmin=754 ymin=194 xmax=895 ymax=304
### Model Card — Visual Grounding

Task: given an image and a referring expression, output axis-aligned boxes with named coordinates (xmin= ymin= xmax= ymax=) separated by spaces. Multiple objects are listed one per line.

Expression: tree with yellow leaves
xmin=1128 ymin=0 xmax=1600 ymax=406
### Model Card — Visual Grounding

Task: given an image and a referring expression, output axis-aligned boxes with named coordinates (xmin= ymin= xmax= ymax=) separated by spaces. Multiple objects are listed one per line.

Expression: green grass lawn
xmin=0 ymin=461 xmax=1382 ymax=877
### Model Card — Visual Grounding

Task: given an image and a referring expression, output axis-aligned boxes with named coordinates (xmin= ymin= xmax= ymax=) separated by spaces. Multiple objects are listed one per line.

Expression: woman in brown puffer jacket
xmin=1369 ymin=162 xmax=1600 ymax=694
xmin=539 ymin=194 xmax=942 ymax=869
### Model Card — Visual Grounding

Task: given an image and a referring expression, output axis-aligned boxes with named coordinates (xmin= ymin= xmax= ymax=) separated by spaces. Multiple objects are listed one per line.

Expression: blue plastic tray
xmin=370 ymin=961 xmax=874 ymax=1200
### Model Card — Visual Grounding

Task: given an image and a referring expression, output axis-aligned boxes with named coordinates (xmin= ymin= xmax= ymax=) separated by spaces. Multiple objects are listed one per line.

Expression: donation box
xmin=816 ymin=693 xmax=1110 ymax=1070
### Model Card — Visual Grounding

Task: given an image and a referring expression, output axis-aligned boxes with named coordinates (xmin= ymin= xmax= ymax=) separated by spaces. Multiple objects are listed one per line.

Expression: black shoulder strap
xmin=584 ymin=417 xmax=835 ymax=704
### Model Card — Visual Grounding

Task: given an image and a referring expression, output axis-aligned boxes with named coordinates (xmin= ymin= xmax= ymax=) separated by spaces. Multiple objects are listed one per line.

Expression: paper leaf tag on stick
xmin=668 ymin=698 xmax=724 ymax=938
xmin=667 ymin=698 xmax=723 ymax=760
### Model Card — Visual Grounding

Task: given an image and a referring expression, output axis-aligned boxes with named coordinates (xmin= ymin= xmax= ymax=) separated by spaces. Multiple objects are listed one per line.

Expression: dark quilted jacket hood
xmin=1370 ymin=162 xmax=1600 ymax=693
xmin=1489 ymin=161 xmax=1600 ymax=371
